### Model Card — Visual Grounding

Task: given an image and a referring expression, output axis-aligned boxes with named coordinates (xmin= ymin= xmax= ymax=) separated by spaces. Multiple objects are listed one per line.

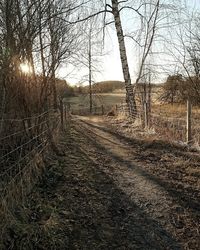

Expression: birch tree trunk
xmin=111 ymin=0 xmax=137 ymax=118
xmin=89 ymin=27 xmax=93 ymax=114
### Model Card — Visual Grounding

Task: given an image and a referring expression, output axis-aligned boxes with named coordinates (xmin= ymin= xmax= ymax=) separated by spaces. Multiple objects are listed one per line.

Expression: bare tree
xmin=165 ymin=5 xmax=200 ymax=104
xmin=135 ymin=0 xmax=160 ymax=85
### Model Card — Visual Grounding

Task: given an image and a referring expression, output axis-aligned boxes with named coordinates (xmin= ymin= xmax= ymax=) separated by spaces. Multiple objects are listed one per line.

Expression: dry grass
xmin=66 ymin=93 xmax=125 ymax=110
xmin=152 ymin=103 xmax=186 ymax=117
xmin=149 ymin=103 xmax=200 ymax=145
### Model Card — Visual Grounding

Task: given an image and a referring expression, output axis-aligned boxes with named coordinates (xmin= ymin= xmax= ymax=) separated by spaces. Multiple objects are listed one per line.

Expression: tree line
xmin=1 ymin=0 xmax=200 ymax=118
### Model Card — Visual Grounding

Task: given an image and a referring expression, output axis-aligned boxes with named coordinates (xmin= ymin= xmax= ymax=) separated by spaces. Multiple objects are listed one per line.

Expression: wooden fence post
xmin=187 ymin=98 xmax=192 ymax=144
xmin=67 ymin=103 xmax=71 ymax=116
xmin=64 ymin=104 xmax=67 ymax=121
xmin=144 ymin=101 xmax=148 ymax=128
xmin=101 ymin=105 xmax=104 ymax=115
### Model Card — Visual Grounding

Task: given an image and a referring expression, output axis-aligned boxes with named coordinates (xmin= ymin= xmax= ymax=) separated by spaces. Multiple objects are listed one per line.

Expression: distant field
xmin=65 ymin=93 xmax=126 ymax=109
xmin=65 ymin=84 xmax=162 ymax=109
xmin=64 ymin=92 xmax=200 ymax=144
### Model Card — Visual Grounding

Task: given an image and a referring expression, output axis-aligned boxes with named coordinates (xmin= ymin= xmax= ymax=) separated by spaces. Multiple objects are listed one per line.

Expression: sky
xmin=58 ymin=26 xmax=125 ymax=85
xmin=58 ymin=0 xmax=200 ymax=86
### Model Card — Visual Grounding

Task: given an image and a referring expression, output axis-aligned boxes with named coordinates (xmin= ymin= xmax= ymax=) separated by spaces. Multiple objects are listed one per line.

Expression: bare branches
xmin=135 ymin=0 xmax=160 ymax=86
xmin=119 ymin=6 xmax=144 ymax=18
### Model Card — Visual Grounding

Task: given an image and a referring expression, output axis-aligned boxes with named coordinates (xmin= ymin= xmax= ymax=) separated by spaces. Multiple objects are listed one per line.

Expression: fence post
xmin=144 ymin=101 xmax=148 ymax=128
xmin=64 ymin=104 xmax=67 ymax=121
xmin=67 ymin=103 xmax=71 ymax=115
xmin=187 ymin=98 xmax=192 ymax=144
xmin=60 ymin=99 xmax=64 ymax=129
xmin=101 ymin=105 xmax=104 ymax=115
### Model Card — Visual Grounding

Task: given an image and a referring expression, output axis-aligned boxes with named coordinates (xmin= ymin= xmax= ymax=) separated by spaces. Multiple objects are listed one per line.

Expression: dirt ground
xmin=4 ymin=115 xmax=200 ymax=249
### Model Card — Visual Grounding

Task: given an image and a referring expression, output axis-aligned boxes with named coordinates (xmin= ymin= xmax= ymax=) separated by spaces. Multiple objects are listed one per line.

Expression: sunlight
xmin=19 ymin=63 xmax=32 ymax=74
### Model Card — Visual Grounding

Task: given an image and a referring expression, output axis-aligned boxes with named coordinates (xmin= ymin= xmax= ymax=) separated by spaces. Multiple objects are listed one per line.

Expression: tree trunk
xmin=52 ymin=71 xmax=58 ymax=110
xmin=89 ymin=27 xmax=93 ymax=114
xmin=111 ymin=0 xmax=137 ymax=118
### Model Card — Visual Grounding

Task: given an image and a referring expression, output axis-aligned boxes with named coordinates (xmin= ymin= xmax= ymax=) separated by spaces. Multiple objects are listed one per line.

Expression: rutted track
xmin=5 ymin=115 xmax=199 ymax=249
xmin=72 ymin=115 xmax=200 ymax=249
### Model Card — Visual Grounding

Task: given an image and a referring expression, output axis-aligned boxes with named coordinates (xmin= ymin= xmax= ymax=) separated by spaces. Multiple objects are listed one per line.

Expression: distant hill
xmin=94 ymin=81 xmax=124 ymax=92
xmin=80 ymin=81 xmax=125 ymax=93
xmin=73 ymin=81 xmax=163 ymax=95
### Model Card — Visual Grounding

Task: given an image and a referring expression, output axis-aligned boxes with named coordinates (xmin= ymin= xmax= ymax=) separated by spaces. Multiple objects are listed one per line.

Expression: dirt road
xmin=6 ymin=115 xmax=199 ymax=249
xmin=72 ymin=116 xmax=199 ymax=249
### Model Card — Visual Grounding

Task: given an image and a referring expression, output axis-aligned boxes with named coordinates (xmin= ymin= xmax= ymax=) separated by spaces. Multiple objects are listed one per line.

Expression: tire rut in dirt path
xmin=72 ymin=116 xmax=200 ymax=249
xmin=27 ymin=121 xmax=180 ymax=250
xmin=5 ymin=117 xmax=198 ymax=249
xmin=67 ymin=123 xmax=181 ymax=250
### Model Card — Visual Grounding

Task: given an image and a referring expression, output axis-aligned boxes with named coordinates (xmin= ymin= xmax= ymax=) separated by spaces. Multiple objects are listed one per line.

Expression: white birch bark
xmin=111 ymin=0 xmax=137 ymax=118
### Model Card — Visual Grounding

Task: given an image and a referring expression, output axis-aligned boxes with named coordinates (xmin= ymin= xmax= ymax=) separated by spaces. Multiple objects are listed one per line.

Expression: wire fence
xmin=58 ymin=93 xmax=200 ymax=149
xmin=70 ymin=100 xmax=199 ymax=146
xmin=151 ymin=113 xmax=187 ymax=142
xmin=0 ymin=108 xmax=61 ymax=232
xmin=117 ymin=102 xmax=200 ymax=145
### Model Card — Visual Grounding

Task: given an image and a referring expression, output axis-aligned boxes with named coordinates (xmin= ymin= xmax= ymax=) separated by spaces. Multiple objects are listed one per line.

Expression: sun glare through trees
xmin=19 ymin=63 xmax=32 ymax=74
